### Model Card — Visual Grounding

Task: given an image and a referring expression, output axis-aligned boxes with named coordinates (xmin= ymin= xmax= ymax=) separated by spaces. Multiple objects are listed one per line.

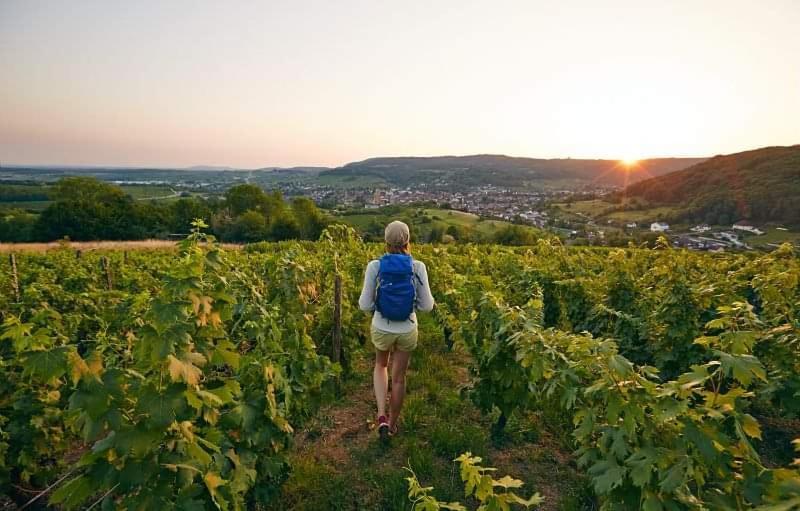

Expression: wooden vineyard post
xmin=9 ymin=253 xmax=20 ymax=303
xmin=100 ymin=256 xmax=113 ymax=290
xmin=333 ymin=273 xmax=343 ymax=369
xmin=76 ymin=249 xmax=82 ymax=259
xmin=123 ymin=251 xmax=128 ymax=264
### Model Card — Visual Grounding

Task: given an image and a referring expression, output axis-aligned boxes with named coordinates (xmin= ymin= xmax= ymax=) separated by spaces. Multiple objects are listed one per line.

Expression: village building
xmin=732 ymin=221 xmax=764 ymax=235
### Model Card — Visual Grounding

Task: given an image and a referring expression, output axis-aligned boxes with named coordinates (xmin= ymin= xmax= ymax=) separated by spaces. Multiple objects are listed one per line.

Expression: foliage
xmin=491 ymin=225 xmax=539 ymax=246
xmin=430 ymin=241 xmax=800 ymax=509
xmin=405 ymin=452 xmax=543 ymax=510
xmin=1 ymin=177 xmax=331 ymax=243
xmin=0 ymin=222 xmax=336 ymax=508
xmin=622 ymin=145 xmax=800 ymax=227
xmin=2 ymin=231 xmax=800 ymax=508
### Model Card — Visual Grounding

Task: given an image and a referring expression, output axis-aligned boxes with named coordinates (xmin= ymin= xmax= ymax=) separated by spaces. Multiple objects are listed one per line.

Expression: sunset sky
xmin=1 ymin=0 xmax=798 ymax=168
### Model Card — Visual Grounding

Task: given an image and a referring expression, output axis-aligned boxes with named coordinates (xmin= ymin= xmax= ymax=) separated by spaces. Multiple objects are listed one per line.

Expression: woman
xmin=358 ymin=220 xmax=434 ymax=441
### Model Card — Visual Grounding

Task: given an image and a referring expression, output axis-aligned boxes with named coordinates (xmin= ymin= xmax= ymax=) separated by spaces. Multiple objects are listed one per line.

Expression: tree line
xmin=0 ymin=177 xmax=328 ymax=243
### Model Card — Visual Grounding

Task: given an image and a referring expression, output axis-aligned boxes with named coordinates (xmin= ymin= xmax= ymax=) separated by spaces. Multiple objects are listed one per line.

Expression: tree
xmin=264 ymin=190 xmax=286 ymax=218
xmin=232 ymin=210 xmax=269 ymax=242
xmin=269 ymin=212 xmax=301 ymax=241
xmin=225 ymin=184 xmax=268 ymax=216
xmin=35 ymin=177 xmax=140 ymax=240
xmin=427 ymin=225 xmax=444 ymax=243
xmin=492 ymin=225 xmax=538 ymax=246
xmin=0 ymin=210 xmax=37 ymax=242
xmin=210 ymin=210 xmax=235 ymax=241
xmin=51 ymin=176 xmax=125 ymax=202
xmin=170 ymin=198 xmax=211 ymax=233
xmin=133 ymin=202 xmax=171 ymax=238
xmin=291 ymin=197 xmax=327 ymax=240
xmin=445 ymin=225 xmax=462 ymax=240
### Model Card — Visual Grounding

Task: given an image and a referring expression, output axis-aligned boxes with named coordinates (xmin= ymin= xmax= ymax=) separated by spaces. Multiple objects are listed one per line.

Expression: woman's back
xmin=358 ymin=257 xmax=434 ymax=334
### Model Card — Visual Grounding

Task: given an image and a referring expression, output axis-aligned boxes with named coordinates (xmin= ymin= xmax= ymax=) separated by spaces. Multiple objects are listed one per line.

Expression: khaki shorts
xmin=371 ymin=325 xmax=418 ymax=352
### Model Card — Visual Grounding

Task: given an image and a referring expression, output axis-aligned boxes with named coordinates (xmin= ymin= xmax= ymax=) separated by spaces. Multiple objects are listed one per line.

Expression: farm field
xmin=603 ymin=205 xmax=681 ymax=223
xmin=553 ymin=200 xmax=681 ymax=225
xmin=119 ymin=184 xmax=178 ymax=200
xmin=552 ymin=200 xmax=616 ymax=217
xmin=421 ymin=208 xmax=512 ymax=234
xmin=0 ymin=200 xmax=51 ymax=211
xmin=1 ymin=227 xmax=799 ymax=509
xmin=742 ymin=227 xmax=800 ymax=249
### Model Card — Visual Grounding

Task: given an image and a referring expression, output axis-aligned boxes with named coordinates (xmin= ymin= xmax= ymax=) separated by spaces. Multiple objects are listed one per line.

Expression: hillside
xmin=622 ymin=145 xmax=800 ymax=226
xmin=325 ymin=154 xmax=706 ymax=189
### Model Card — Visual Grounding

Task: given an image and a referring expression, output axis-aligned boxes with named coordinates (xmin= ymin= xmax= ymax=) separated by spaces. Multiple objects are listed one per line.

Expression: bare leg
xmin=389 ymin=350 xmax=412 ymax=430
xmin=373 ymin=350 xmax=390 ymax=418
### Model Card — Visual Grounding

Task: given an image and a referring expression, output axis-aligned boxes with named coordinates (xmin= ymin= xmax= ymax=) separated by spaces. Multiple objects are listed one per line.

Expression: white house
xmin=691 ymin=224 xmax=711 ymax=233
xmin=732 ymin=222 xmax=764 ymax=235
xmin=650 ymin=222 xmax=670 ymax=232
xmin=626 ymin=222 xmax=638 ymax=229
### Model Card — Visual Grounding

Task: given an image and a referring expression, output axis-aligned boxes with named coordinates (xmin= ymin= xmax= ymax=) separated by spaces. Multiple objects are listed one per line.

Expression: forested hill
xmin=328 ymin=154 xmax=706 ymax=188
xmin=622 ymin=145 xmax=800 ymax=226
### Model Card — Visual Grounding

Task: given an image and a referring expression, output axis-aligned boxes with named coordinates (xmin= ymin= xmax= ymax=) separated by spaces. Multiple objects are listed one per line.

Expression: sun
xmin=620 ymin=157 xmax=639 ymax=168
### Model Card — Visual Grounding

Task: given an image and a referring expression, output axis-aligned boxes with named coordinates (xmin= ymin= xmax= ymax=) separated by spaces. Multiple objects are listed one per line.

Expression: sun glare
xmin=620 ymin=158 xmax=639 ymax=168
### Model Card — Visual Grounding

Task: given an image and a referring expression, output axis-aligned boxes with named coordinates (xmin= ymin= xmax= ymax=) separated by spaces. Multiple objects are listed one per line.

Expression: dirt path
xmin=270 ymin=316 xmax=592 ymax=510
xmin=292 ymin=368 xmax=377 ymax=467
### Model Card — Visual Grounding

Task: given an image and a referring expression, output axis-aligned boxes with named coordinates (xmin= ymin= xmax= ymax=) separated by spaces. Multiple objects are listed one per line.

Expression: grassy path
xmin=269 ymin=315 xmax=593 ymax=510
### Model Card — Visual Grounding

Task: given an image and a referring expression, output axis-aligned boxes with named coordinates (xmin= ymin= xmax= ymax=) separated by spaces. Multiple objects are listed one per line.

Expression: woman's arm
xmin=358 ymin=261 xmax=378 ymax=311
xmin=414 ymin=262 xmax=435 ymax=312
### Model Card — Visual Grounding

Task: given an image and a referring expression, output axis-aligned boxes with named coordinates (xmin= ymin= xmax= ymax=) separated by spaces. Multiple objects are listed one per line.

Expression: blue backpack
xmin=376 ymin=254 xmax=416 ymax=321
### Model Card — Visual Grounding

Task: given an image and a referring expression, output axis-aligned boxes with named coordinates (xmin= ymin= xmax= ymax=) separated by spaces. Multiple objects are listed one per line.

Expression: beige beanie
xmin=384 ymin=220 xmax=410 ymax=247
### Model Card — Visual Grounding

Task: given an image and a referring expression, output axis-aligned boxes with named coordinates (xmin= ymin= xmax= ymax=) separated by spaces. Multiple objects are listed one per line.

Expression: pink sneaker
xmin=377 ymin=415 xmax=389 ymax=442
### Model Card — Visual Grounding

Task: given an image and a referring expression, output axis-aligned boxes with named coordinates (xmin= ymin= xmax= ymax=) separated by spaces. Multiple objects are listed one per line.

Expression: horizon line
xmin=0 ymin=152 xmax=717 ymax=171
xmin=5 ymin=143 xmax=798 ymax=171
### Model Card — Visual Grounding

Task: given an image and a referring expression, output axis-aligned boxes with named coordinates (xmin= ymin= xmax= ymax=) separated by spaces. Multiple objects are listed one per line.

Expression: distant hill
xmin=185 ymin=165 xmax=241 ymax=171
xmin=254 ymin=166 xmax=330 ymax=173
xmin=324 ymin=155 xmax=706 ymax=189
xmin=622 ymin=145 xmax=800 ymax=226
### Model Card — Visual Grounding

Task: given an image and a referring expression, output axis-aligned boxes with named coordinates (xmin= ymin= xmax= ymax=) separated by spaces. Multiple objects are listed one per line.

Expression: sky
xmin=1 ymin=0 xmax=799 ymax=168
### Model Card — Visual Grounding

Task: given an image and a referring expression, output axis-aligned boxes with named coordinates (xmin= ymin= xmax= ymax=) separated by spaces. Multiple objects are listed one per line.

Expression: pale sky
xmin=1 ymin=0 xmax=798 ymax=168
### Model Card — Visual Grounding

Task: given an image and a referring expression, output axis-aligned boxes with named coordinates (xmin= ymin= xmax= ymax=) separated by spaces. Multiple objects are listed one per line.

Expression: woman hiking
xmin=358 ymin=221 xmax=434 ymax=442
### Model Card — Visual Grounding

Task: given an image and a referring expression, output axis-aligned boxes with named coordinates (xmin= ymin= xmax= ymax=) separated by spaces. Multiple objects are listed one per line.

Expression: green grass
xmin=741 ymin=227 xmax=800 ymax=249
xmin=429 ymin=422 xmax=489 ymax=458
xmin=552 ymin=200 xmax=615 ymax=218
xmin=334 ymin=213 xmax=386 ymax=231
xmin=0 ymin=200 xmax=51 ymax=211
xmin=553 ymin=199 xmax=680 ymax=224
xmin=423 ymin=208 xmax=481 ymax=225
xmin=120 ymin=184 xmax=177 ymax=199
xmin=604 ymin=206 xmax=680 ymax=223
xmin=421 ymin=208 xmax=517 ymax=236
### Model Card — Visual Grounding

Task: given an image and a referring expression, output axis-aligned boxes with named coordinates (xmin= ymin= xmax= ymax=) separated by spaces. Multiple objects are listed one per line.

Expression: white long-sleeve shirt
xmin=358 ymin=258 xmax=435 ymax=333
